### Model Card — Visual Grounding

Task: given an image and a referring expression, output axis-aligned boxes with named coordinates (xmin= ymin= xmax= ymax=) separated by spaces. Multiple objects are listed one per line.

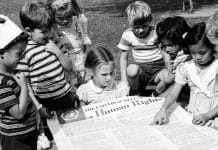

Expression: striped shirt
xmin=17 ymin=40 xmax=71 ymax=99
xmin=0 ymin=74 xmax=37 ymax=136
xmin=117 ymin=27 xmax=163 ymax=63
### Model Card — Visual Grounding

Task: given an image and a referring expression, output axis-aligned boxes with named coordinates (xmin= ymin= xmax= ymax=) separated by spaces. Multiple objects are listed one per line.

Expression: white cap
xmin=0 ymin=14 xmax=23 ymax=49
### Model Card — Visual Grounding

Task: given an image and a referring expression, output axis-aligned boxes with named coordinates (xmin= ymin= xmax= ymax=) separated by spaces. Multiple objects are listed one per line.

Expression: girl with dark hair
xmin=154 ymin=22 xmax=218 ymax=128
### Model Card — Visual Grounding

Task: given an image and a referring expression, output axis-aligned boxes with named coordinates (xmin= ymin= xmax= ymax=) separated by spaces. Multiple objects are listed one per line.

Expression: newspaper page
xmin=47 ymin=97 xmax=218 ymax=150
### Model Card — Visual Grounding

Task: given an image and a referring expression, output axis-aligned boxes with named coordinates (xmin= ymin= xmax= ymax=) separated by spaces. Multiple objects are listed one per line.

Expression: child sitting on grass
xmin=156 ymin=16 xmax=191 ymax=78
xmin=0 ymin=14 xmax=37 ymax=150
xmin=76 ymin=46 xmax=129 ymax=105
xmin=156 ymin=16 xmax=191 ymax=106
xmin=118 ymin=1 xmax=172 ymax=96
xmin=154 ymin=22 xmax=218 ymax=127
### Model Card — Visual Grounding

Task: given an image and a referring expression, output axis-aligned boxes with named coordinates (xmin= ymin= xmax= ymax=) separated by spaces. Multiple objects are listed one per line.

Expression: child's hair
xmin=48 ymin=0 xmax=82 ymax=16
xmin=206 ymin=11 xmax=218 ymax=43
xmin=126 ymin=1 xmax=152 ymax=26
xmin=184 ymin=22 xmax=215 ymax=53
xmin=19 ymin=0 xmax=53 ymax=30
xmin=156 ymin=16 xmax=190 ymax=53
xmin=85 ymin=46 xmax=115 ymax=70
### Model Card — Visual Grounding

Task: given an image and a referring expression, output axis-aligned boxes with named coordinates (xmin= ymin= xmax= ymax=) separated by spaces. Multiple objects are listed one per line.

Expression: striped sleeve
xmin=16 ymin=45 xmax=37 ymax=77
xmin=0 ymin=84 xmax=18 ymax=111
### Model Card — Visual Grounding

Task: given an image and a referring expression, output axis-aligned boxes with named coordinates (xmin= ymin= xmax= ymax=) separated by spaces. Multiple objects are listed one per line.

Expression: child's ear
xmin=24 ymin=27 xmax=32 ymax=37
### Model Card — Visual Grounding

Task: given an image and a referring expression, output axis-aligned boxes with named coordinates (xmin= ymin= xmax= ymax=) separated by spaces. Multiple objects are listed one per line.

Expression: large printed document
xmin=47 ymin=97 xmax=218 ymax=150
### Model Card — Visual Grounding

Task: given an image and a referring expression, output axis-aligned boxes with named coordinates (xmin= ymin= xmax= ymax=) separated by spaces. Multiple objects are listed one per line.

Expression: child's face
xmin=161 ymin=40 xmax=180 ymax=60
xmin=93 ymin=63 xmax=115 ymax=89
xmin=3 ymin=41 xmax=26 ymax=70
xmin=52 ymin=2 xmax=73 ymax=26
xmin=30 ymin=28 xmax=50 ymax=44
xmin=189 ymin=40 xmax=214 ymax=66
xmin=206 ymin=26 xmax=218 ymax=45
xmin=132 ymin=19 xmax=151 ymax=38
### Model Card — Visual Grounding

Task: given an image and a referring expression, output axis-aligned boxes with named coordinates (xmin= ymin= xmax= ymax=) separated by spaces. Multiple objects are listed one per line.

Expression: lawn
xmin=1 ymin=0 xmax=217 ymax=78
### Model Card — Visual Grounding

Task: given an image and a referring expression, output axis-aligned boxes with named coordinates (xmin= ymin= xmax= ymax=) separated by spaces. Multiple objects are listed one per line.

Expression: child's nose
xmin=196 ymin=54 xmax=202 ymax=60
xmin=137 ymin=28 xmax=144 ymax=33
xmin=105 ymin=75 xmax=112 ymax=81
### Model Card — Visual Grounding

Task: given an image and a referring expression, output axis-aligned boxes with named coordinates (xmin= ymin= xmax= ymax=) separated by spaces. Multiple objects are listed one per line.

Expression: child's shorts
xmin=1 ymin=129 xmax=38 ymax=150
xmin=137 ymin=58 xmax=166 ymax=84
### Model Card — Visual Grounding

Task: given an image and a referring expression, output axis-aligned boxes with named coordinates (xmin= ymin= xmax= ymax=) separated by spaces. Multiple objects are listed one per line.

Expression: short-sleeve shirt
xmin=0 ymin=74 xmax=37 ymax=136
xmin=16 ymin=40 xmax=71 ymax=99
xmin=175 ymin=59 xmax=218 ymax=115
xmin=76 ymin=80 xmax=129 ymax=104
xmin=117 ymin=27 xmax=163 ymax=63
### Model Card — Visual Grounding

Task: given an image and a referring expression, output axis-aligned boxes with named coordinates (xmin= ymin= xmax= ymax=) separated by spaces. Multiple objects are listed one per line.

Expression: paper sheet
xmin=47 ymin=97 xmax=218 ymax=150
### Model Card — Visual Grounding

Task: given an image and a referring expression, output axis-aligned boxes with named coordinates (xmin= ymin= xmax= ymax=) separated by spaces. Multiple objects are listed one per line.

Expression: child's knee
xmin=155 ymin=69 xmax=174 ymax=84
xmin=127 ymin=64 xmax=139 ymax=78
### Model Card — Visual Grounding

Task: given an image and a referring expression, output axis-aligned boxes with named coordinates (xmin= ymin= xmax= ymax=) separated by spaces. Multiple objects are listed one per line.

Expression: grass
xmin=0 ymin=0 xmax=213 ymax=80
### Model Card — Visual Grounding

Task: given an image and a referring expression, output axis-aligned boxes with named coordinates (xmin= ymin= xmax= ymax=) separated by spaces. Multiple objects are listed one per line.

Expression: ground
xmin=1 ymin=0 xmax=218 ymax=150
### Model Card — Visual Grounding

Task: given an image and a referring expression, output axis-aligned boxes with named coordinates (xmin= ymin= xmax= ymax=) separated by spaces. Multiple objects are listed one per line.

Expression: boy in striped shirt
xmin=0 ymin=15 xmax=37 ymax=150
xmin=17 ymin=1 xmax=80 ymax=141
xmin=118 ymin=1 xmax=172 ymax=96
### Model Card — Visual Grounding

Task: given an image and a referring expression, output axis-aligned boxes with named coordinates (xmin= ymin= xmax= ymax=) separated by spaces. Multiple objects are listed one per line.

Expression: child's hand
xmin=152 ymin=108 xmax=169 ymax=125
xmin=39 ymin=106 xmax=54 ymax=119
xmin=192 ymin=113 xmax=210 ymax=126
xmin=45 ymin=40 xmax=61 ymax=56
xmin=14 ymin=73 xmax=28 ymax=89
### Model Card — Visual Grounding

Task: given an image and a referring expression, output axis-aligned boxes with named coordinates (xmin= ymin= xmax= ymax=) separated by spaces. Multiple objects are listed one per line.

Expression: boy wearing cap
xmin=0 ymin=14 xmax=38 ymax=150
xmin=17 ymin=1 xmax=80 ymax=141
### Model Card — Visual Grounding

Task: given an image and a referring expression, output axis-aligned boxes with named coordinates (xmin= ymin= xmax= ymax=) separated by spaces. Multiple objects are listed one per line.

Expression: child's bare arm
xmin=28 ymin=83 xmax=53 ymax=118
xmin=46 ymin=40 xmax=73 ymax=72
xmin=193 ymin=105 xmax=218 ymax=126
xmin=162 ymin=50 xmax=172 ymax=72
xmin=120 ymin=50 xmax=128 ymax=84
xmin=9 ymin=73 xmax=29 ymax=119
xmin=153 ymin=82 xmax=183 ymax=125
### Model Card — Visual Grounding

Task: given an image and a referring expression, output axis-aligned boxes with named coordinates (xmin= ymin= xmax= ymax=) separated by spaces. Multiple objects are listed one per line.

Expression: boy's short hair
xmin=126 ymin=1 xmax=152 ymax=26
xmin=206 ymin=11 xmax=218 ymax=43
xmin=0 ymin=14 xmax=24 ymax=50
xmin=19 ymin=0 xmax=53 ymax=30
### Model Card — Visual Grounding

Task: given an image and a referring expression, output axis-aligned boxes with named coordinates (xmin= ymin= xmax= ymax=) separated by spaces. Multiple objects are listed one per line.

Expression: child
xmin=49 ymin=0 xmax=92 ymax=86
xmin=0 ymin=14 xmax=37 ymax=150
xmin=156 ymin=16 xmax=191 ymax=106
xmin=76 ymin=46 xmax=129 ymax=104
xmin=17 ymin=1 xmax=80 ymax=141
xmin=118 ymin=1 xmax=172 ymax=96
xmin=206 ymin=11 xmax=218 ymax=55
xmin=156 ymin=16 xmax=191 ymax=75
xmin=153 ymin=22 xmax=218 ymax=127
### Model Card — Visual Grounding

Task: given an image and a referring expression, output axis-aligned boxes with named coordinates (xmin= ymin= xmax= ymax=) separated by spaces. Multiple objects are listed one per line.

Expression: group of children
xmin=0 ymin=0 xmax=218 ymax=149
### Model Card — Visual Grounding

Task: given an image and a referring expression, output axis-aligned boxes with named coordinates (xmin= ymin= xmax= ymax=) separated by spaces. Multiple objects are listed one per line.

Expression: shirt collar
xmin=87 ymin=80 xmax=115 ymax=94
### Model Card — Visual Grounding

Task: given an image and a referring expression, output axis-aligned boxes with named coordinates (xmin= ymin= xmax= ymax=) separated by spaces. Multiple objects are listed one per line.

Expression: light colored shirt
xmin=76 ymin=80 xmax=129 ymax=104
xmin=117 ymin=27 xmax=163 ymax=63
xmin=175 ymin=59 xmax=218 ymax=116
